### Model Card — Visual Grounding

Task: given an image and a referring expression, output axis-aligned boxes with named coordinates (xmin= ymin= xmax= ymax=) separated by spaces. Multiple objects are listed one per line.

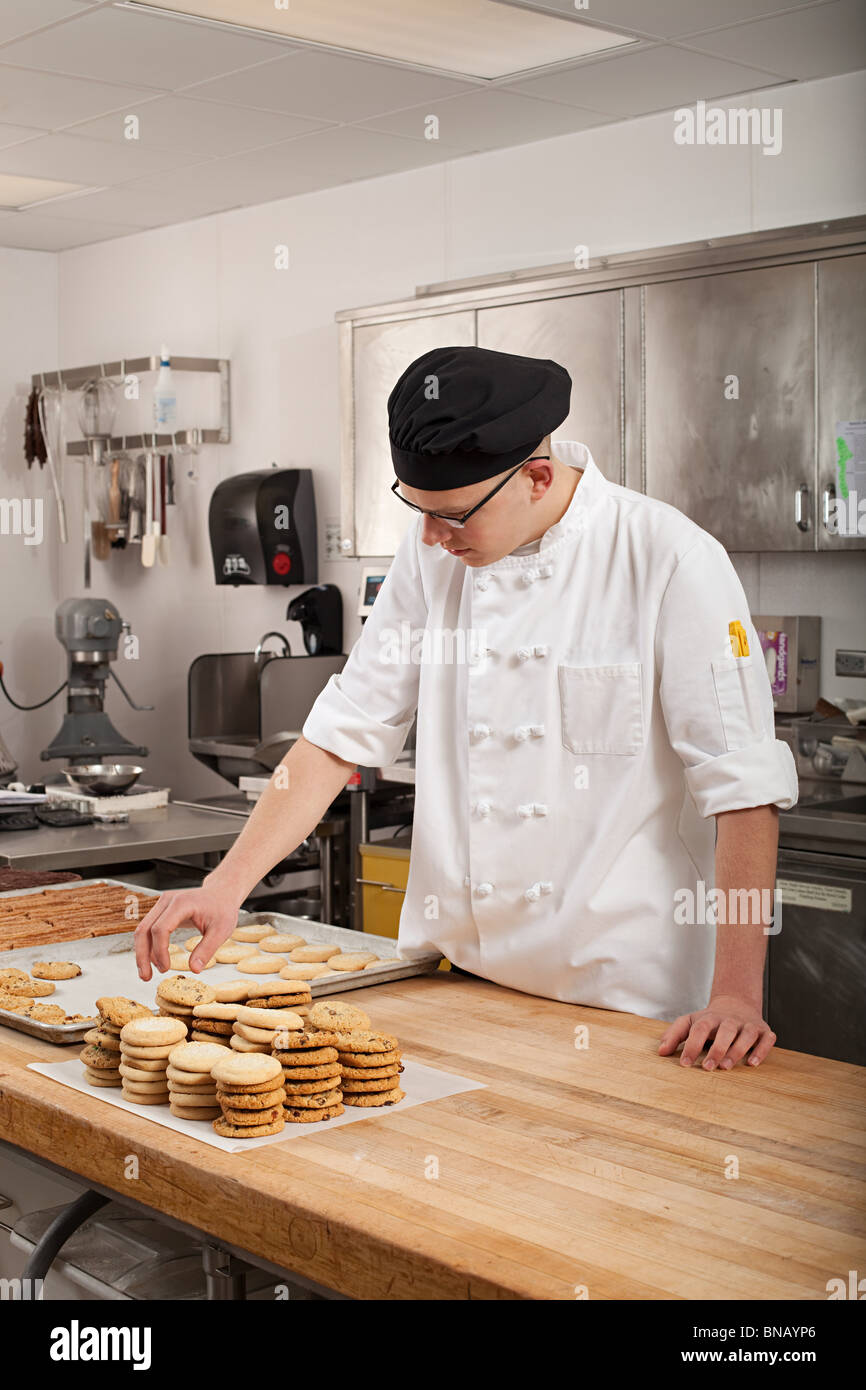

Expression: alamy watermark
xmin=0 ymin=497 xmax=43 ymax=545
xmin=674 ymin=882 xmax=781 ymax=933
xmin=379 ymin=621 xmax=488 ymax=666
xmin=674 ymin=99 xmax=783 ymax=157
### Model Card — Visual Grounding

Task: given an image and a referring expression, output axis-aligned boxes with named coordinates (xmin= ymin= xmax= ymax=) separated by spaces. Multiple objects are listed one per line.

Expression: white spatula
xmin=141 ymin=451 xmax=156 ymax=567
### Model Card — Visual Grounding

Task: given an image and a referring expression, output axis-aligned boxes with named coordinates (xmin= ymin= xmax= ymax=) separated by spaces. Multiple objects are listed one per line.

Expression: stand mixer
xmin=40 ymin=598 xmax=152 ymax=780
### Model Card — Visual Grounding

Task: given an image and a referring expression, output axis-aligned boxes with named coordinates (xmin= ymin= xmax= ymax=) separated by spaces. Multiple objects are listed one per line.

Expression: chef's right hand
xmin=134 ymin=884 xmax=241 ymax=981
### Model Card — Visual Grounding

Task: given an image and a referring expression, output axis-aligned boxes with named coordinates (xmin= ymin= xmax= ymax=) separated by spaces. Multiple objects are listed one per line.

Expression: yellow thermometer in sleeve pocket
xmin=728 ymin=620 xmax=750 ymax=657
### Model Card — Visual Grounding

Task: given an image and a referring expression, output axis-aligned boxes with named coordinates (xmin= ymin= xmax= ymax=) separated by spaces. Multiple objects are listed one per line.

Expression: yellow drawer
xmin=358 ymin=843 xmax=408 ymax=940
xmin=358 ymin=843 xmax=450 ymax=970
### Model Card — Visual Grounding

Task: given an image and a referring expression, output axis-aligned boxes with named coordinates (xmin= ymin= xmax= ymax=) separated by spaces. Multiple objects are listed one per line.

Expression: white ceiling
xmin=0 ymin=0 xmax=862 ymax=249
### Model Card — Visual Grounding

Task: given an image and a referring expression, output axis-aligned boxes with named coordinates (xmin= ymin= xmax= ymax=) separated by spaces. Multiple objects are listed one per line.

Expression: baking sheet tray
xmin=28 ymin=1057 xmax=485 ymax=1152
xmin=0 ymin=879 xmax=441 ymax=1044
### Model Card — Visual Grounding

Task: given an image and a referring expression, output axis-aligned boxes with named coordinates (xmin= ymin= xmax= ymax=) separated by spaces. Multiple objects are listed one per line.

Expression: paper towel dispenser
xmin=208 ymin=469 xmax=317 ymax=586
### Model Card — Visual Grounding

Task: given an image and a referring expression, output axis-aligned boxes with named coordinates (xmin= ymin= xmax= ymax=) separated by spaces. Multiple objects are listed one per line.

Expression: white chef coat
xmin=303 ymin=442 xmax=798 ymax=1021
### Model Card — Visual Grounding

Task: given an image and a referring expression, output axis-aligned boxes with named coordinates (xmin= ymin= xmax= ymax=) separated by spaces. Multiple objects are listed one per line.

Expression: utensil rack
xmin=31 ymin=355 xmax=231 ymax=452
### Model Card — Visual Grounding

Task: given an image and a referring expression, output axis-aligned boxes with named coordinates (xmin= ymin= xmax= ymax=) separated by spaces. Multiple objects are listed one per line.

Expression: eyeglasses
xmin=390 ymin=455 xmax=550 ymax=529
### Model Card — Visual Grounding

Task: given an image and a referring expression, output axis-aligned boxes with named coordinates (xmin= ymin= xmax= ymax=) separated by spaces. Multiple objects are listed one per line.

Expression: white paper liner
xmin=27 ymin=1057 xmax=486 ymax=1152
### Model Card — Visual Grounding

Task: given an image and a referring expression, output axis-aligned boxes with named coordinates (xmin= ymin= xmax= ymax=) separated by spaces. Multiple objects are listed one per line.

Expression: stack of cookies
xmin=155 ymin=974 xmax=217 ymax=1034
xmin=306 ymin=998 xmax=371 ymax=1035
xmin=165 ymin=1040 xmax=226 ymax=1122
xmin=230 ymin=1003 xmax=305 ymax=1054
xmin=80 ymin=996 xmax=153 ymax=1088
xmin=270 ymin=1029 xmax=345 ymax=1123
xmin=117 ymin=1015 xmax=187 ymax=1105
xmin=336 ymin=1031 xmax=405 ymax=1108
xmin=305 ymin=1000 xmax=405 ymax=1109
xmin=211 ymin=1052 xmax=286 ymax=1139
xmin=240 ymin=977 xmax=311 ymax=1018
xmin=189 ymin=999 xmax=239 ymax=1046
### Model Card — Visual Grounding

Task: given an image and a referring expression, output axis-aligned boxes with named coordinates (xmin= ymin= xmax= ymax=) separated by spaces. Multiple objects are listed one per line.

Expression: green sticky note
xmin=835 ymin=435 xmax=852 ymax=499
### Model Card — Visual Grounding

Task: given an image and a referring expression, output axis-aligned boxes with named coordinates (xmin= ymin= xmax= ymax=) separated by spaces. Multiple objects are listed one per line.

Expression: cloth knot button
xmin=538 ymin=564 xmax=554 ymax=579
xmin=524 ymin=880 xmax=554 ymax=902
xmin=476 ymin=577 xmax=489 ymax=591
xmin=521 ymin=568 xmax=539 ymax=586
xmin=475 ymin=882 xmax=494 ymax=897
xmin=475 ymin=800 xmax=491 ymax=817
xmin=470 ymin=723 xmax=491 ymax=741
xmin=517 ymin=646 xmax=532 ymax=662
xmin=514 ymin=725 xmax=530 ymax=741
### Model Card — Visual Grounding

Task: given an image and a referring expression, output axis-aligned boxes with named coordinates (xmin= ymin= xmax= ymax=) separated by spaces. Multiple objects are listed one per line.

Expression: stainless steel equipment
xmin=39 ymin=598 xmax=152 ymax=765
xmin=188 ymin=585 xmax=345 ymax=786
xmin=774 ymin=781 xmax=866 ymax=1065
xmin=188 ymin=652 xmax=346 ymax=785
xmin=336 ymin=216 xmax=866 ymax=556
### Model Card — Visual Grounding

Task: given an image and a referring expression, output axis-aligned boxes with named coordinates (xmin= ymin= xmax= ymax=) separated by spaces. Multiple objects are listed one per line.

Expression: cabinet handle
xmin=355 ymin=877 xmax=406 ymax=894
xmin=794 ymin=485 xmax=811 ymax=532
xmin=822 ymin=485 xmax=836 ymax=531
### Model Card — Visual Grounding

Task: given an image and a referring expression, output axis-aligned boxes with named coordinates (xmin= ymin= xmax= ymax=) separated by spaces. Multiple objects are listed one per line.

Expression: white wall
xmin=0 ymin=247 xmax=60 ymax=779
xmin=9 ymin=67 xmax=864 ymax=793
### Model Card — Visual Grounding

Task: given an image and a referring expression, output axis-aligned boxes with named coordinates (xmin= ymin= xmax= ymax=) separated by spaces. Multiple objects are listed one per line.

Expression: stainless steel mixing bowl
xmin=62 ymin=763 xmax=144 ymax=796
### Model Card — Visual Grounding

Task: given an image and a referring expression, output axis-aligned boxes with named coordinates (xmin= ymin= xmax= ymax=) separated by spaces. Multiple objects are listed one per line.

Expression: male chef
xmin=136 ymin=346 xmax=798 ymax=1072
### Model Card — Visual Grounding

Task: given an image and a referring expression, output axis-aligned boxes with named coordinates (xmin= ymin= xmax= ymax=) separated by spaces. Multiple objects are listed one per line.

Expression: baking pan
xmin=0 ymin=880 xmax=441 ymax=1045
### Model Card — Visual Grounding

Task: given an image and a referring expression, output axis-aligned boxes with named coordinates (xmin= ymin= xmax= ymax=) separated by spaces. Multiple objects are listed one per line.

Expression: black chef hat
xmin=388 ymin=345 xmax=571 ymax=491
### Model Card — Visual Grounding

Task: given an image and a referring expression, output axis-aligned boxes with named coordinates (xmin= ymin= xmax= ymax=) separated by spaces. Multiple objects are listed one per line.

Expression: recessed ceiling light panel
xmin=0 ymin=173 xmax=87 ymax=209
xmin=124 ymin=0 xmax=634 ymax=80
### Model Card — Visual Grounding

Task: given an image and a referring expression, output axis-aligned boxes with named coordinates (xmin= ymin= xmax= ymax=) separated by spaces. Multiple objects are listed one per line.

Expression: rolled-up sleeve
xmin=302 ymin=518 xmax=425 ymax=767
xmin=654 ymin=536 xmax=798 ymax=817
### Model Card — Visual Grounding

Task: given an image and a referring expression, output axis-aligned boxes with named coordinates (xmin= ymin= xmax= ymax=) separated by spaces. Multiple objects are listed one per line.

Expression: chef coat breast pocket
xmin=558 ymin=662 xmax=644 ymax=755
xmin=711 ymin=655 xmax=767 ymax=751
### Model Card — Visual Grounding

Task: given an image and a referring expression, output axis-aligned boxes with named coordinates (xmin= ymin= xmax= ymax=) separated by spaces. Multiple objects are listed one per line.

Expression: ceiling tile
xmin=0 ymin=130 xmax=209 ymax=183
xmin=0 ymin=62 xmax=156 ymax=128
xmin=495 ymin=0 xmax=828 ymax=41
xmin=20 ymin=183 xmax=211 ymax=228
xmin=113 ymin=125 xmax=466 ymax=208
xmin=38 ymin=124 xmax=460 ymax=233
xmin=360 ymin=87 xmax=605 ymax=151
xmin=0 ymin=208 xmax=140 ymax=248
xmin=67 ymin=94 xmax=332 ymax=156
xmin=0 ymin=121 xmax=45 ymax=150
xmin=509 ymin=43 xmax=783 ymax=116
xmin=683 ymin=0 xmax=866 ymax=80
xmin=0 ymin=3 xmax=290 ymax=89
xmin=184 ymin=48 xmax=475 ymax=122
xmin=0 ymin=0 xmax=97 ymax=45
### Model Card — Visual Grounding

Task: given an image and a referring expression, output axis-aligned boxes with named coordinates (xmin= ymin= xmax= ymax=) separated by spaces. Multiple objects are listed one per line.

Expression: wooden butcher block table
xmin=0 ymin=971 xmax=864 ymax=1301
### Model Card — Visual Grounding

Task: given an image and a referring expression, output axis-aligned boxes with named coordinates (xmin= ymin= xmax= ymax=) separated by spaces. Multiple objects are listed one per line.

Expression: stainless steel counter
xmin=0 ymin=803 xmax=242 ymax=871
xmin=779 ymin=780 xmax=866 ymax=858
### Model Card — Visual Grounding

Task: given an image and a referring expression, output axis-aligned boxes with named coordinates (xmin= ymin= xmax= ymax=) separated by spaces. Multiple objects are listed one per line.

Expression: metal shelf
xmin=66 ymin=428 xmax=226 ymax=454
xmin=31 ymin=355 xmax=231 ymax=450
xmin=32 ymin=355 xmax=227 ymax=390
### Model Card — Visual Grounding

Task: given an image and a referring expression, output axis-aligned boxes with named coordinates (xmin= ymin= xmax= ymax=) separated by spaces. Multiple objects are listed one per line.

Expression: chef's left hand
xmin=658 ymin=995 xmax=777 ymax=1070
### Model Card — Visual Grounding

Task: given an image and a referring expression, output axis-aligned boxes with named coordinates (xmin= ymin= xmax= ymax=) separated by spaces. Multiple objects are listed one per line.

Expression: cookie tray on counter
xmin=0 ymin=878 xmax=442 ymax=1045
